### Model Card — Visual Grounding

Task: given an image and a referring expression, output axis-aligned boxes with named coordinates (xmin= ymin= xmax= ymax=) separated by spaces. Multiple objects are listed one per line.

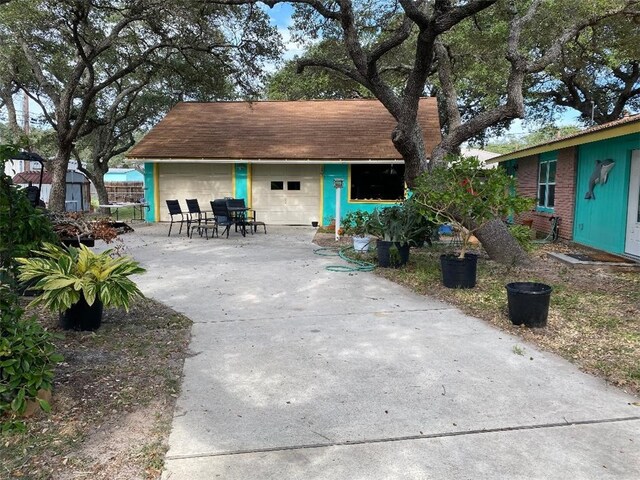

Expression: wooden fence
xmin=105 ymin=181 xmax=144 ymax=203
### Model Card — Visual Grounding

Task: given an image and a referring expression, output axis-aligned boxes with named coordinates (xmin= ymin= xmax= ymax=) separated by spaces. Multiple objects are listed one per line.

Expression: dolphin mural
xmin=585 ymin=159 xmax=615 ymax=200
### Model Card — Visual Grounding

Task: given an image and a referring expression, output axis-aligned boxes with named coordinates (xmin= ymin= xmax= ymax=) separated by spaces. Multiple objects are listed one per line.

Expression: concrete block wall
xmin=514 ymin=147 xmax=576 ymax=241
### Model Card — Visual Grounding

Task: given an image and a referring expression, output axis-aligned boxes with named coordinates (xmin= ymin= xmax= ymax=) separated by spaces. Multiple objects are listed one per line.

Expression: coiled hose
xmin=314 ymin=246 xmax=376 ymax=272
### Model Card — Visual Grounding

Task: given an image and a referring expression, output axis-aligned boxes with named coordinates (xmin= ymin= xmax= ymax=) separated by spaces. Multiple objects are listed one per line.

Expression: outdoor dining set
xmin=165 ymin=198 xmax=266 ymax=239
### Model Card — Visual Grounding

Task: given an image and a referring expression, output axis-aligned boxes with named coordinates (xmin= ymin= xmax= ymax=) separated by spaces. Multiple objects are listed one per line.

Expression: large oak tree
xmin=0 ymin=0 xmax=280 ymax=211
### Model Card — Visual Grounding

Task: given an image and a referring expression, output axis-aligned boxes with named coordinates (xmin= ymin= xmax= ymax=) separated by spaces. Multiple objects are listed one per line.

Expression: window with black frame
xmin=350 ymin=164 xmax=405 ymax=201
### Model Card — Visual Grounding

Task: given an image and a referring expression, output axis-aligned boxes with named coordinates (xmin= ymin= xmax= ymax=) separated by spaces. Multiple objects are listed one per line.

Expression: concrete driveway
xmin=122 ymin=225 xmax=640 ymax=479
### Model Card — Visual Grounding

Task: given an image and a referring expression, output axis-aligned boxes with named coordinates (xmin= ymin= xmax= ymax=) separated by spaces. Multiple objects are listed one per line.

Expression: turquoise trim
xmin=143 ymin=163 xmax=155 ymax=222
xmin=536 ymin=206 xmax=555 ymax=213
xmin=234 ymin=164 xmax=249 ymax=202
xmin=573 ymin=133 xmax=639 ymax=253
xmin=321 ymin=164 xmax=402 ymax=225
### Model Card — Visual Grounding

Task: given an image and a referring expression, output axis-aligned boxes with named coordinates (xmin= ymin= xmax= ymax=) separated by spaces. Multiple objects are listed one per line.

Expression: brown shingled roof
xmin=126 ymin=98 xmax=441 ymax=161
xmin=13 ymin=171 xmax=53 ymax=184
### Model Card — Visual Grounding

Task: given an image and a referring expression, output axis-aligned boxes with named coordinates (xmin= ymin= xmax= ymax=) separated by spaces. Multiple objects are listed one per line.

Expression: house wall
xmin=573 ymin=133 xmax=640 ymax=253
xmin=321 ymin=164 xmax=401 ymax=226
xmin=144 ymin=161 xmax=401 ymax=226
xmin=514 ymin=147 xmax=576 ymax=241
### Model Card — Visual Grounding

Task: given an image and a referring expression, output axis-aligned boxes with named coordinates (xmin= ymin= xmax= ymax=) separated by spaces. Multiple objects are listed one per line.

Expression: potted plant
xmin=365 ymin=201 xmax=434 ymax=268
xmin=16 ymin=243 xmax=146 ymax=331
xmin=413 ymin=156 xmax=534 ymax=288
xmin=342 ymin=210 xmax=372 ymax=252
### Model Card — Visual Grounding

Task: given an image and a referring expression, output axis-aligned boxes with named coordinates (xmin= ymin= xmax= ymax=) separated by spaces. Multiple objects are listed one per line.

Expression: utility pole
xmin=22 ymin=91 xmax=30 ymax=135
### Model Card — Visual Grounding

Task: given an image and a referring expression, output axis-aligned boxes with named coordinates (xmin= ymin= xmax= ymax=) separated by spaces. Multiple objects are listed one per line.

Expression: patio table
xmin=97 ymin=202 xmax=149 ymax=221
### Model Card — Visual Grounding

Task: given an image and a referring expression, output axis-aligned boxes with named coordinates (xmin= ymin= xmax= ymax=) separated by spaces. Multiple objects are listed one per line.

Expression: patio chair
xmin=166 ymin=200 xmax=189 ymax=236
xmin=186 ymin=198 xmax=215 ymax=238
xmin=226 ymin=198 xmax=267 ymax=234
xmin=210 ymin=199 xmax=240 ymax=238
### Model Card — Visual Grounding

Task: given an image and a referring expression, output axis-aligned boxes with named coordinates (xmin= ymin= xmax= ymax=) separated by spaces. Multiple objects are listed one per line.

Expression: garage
xmin=158 ymin=163 xmax=232 ymax=222
xmin=252 ymin=164 xmax=321 ymax=225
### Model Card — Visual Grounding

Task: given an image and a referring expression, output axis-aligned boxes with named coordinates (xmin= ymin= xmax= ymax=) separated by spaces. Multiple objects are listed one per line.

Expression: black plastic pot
xmin=440 ymin=253 xmax=478 ymax=289
xmin=505 ymin=282 xmax=552 ymax=328
xmin=60 ymin=297 xmax=104 ymax=331
xmin=377 ymin=240 xmax=410 ymax=268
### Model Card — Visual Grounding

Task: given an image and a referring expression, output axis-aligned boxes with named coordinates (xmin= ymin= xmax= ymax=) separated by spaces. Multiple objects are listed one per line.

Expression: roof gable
xmin=126 ymin=99 xmax=441 ymax=162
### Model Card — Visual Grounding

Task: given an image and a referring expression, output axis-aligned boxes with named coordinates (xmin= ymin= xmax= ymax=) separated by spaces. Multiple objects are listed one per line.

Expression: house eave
xmin=126 ymin=157 xmax=407 ymax=164
xmin=488 ymin=121 xmax=640 ymax=163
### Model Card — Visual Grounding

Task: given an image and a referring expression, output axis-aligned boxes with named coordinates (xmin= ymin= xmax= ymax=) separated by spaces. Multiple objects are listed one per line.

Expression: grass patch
xmin=0 ymin=297 xmax=192 ymax=479
xmin=373 ymin=243 xmax=640 ymax=397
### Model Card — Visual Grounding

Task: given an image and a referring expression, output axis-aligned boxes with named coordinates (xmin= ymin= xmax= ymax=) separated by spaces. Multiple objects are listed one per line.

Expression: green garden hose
xmin=314 ymin=246 xmax=376 ymax=272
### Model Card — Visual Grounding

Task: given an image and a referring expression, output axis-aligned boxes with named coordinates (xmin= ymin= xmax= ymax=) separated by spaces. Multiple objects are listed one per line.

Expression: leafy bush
xmin=0 ymin=285 xmax=62 ymax=418
xmin=17 ymin=243 xmax=146 ymax=312
xmin=342 ymin=210 xmax=371 ymax=237
xmin=412 ymin=156 xmax=534 ymax=257
xmin=0 ymin=144 xmax=57 ymax=286
xmin=365 ymin=200 xmax=435 ymax=246
xmin=508 ymin=224 xmax=534 ymax=252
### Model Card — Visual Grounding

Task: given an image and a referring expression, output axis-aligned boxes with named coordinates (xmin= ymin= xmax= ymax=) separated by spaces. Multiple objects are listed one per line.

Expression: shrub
xmin=0 ymin=285 xmax=62 ymax=418
xmin=0 ymin=144 xmax=57 ymax=286
xmin=412 ymin=156 xmax=534 ymax=258
xmin=508 ymin=224 xmax=534 ymax=252
xmin=342 ymin=210 xmax=371 ymax=237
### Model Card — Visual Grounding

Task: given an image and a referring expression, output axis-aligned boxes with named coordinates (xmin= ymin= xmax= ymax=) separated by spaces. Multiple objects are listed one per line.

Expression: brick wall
xmin=514 ymin=147 xmax=576 ymax=241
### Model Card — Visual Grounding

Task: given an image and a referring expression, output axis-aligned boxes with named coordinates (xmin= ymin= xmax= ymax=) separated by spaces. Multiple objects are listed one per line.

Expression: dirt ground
xmin=1 ymin=297 xmax=192 ymax=480
xmin=314 ymin=232 xmax=640 ymax=398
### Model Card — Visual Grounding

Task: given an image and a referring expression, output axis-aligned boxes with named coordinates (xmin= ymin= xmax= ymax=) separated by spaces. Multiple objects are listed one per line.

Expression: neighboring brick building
xmin=490 ymin=115 xmax=640 ymax=257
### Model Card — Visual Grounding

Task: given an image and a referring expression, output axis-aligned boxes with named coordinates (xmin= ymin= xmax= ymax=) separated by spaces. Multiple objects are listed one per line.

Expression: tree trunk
xmin=80 ymin=167 xmax=110 ymax=214
xmin=473 ymin=219 xmax=530 ymax=266
xmin=48 ymin=147 xmax=72 ymax=212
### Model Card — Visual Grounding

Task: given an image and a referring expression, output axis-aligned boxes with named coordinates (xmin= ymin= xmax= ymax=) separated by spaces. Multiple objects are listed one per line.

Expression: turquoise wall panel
xmin=573 ymin=133 xmax=640 ymax=253
xmin=234 ymin=164 xmax=248 ymax=202
xmin=143 ymin=163 xmax=155 ymax=222
xmin=321 ymin=164 xmax=402 ymax=225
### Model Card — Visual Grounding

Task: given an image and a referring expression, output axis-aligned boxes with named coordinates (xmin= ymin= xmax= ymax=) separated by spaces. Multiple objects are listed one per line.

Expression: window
xmin=350 ymin=164 xmax=405 ymax=201
xmin=287 ymin=181 xmax=301 ymax=191
xmin=270 ymin=181 xmax=284 ymax=190
xmin=538 ymin=157 xmax=556 ymax=209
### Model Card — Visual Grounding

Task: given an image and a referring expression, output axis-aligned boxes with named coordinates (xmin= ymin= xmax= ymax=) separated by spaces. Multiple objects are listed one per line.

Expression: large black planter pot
xmin=60 ymin=297 xmax=104 ymax=331
xmin=440 ymin=253 xmax=478 ymax=289
xmin=376 ymin=241 xmax=410 ymax=268
xmin=505 ymin=282 xmax=552 ymax=328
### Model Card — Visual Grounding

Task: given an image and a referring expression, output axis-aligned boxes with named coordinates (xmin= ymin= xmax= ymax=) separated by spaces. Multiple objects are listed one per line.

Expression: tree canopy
xmin=0 ymin=0 xmax=281 ymax=210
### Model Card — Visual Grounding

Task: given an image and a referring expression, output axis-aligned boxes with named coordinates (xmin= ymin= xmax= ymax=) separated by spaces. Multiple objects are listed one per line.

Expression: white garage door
xmin=158 ymin=163 xmax=232 ymax=222
xmin=252 ymin=164 xmax=321 ymax=225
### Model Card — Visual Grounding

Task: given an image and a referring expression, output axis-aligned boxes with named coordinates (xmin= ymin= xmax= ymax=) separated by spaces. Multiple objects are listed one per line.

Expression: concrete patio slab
xmin=120 ymin=225 xmax=640 ymax=479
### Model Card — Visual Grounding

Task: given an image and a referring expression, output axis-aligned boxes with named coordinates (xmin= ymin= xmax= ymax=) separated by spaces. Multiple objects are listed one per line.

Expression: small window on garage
xmin=271 ymin=181 xmax=284 ymax=190
xmin=287 ymin=181 xmax=301 ymax=191
xmin=350 ymin=164 xmax=405 ymax=201
xmin=537 ymin=154 xmax=556 ymax=210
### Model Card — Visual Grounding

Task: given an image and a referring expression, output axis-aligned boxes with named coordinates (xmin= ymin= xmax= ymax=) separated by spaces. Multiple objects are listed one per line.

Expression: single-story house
xmin=489 ymin=114 xmax=640 ymax=257
xmin=125 ymin=98 xmax=441 ymax=225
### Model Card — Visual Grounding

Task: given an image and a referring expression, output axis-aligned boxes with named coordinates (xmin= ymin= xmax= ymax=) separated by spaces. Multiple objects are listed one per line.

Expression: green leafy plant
xmin=0 ymin=144 xmax=57 ymax=287
xmin=16 ymin=243 xmax=146 ymax=312
xmin=342 ymin=210 xmax=371 ymax=237
xmin=365 ymin=200 xmax=434 ymax=246
xmin=0 ymin=285 xmax=63 ymax=418
xmin=508 ymin=224 xmax=534 ymax=252
xmin=413 ymin=156 xmax=534 ymax=258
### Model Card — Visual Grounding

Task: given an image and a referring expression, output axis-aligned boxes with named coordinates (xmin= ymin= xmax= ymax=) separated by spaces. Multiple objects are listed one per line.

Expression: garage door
xmin=158 ymin=163 xmax=232 ymax=222
xmin=252 ymin=164 xmax=321 ymax=225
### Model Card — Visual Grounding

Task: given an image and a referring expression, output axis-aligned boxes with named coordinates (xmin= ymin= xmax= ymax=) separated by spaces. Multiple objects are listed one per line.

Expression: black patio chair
xmin=166 ymin=200 xmax=188 ymax=236
xmin=186 ymin=198 xmax=215 ymax=238
xmin=226 ymin=198 xmax=266 ymax=234
xmin=210 ymin=199 xmax=240 ymax=238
